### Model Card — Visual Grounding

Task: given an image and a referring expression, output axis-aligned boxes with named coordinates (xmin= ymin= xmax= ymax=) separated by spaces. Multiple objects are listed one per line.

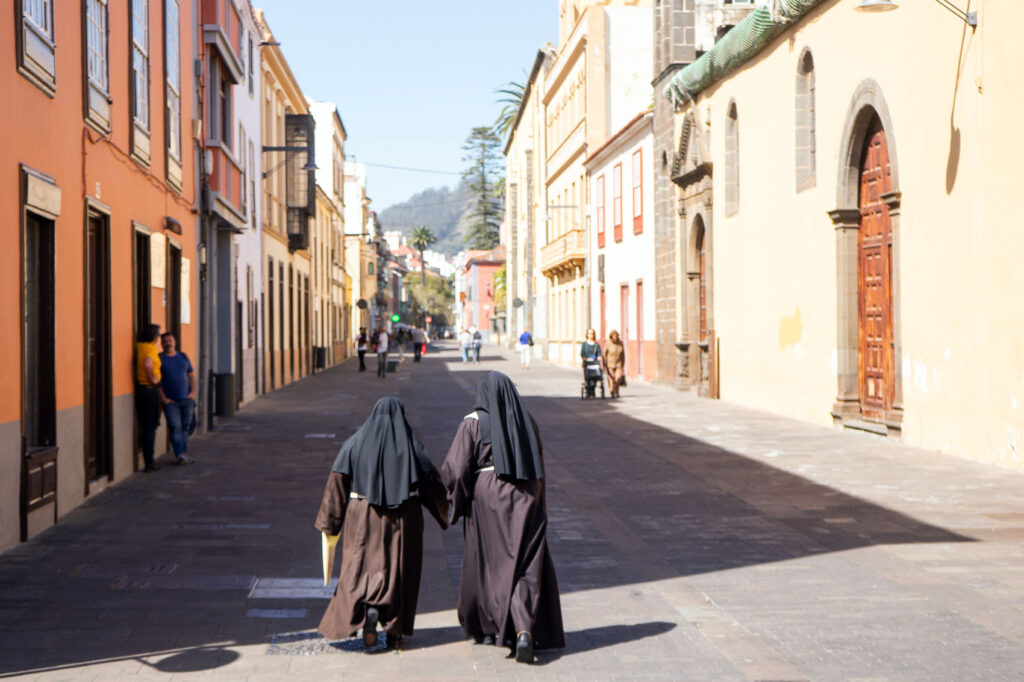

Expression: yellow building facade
xmin=663 ymin=1 xmax=1024 ymax=469
xmin=257 ymin=11 xmax=312 ymax=391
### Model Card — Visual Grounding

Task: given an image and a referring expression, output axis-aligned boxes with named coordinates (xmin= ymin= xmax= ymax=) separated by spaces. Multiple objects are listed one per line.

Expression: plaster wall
xmin=682 ymin=0 xmax=1024 ymax=468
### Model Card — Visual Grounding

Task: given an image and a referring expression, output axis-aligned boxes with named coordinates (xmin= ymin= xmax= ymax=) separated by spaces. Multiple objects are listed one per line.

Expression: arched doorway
xmin=858 ymin=115 xmax=894 ymax=420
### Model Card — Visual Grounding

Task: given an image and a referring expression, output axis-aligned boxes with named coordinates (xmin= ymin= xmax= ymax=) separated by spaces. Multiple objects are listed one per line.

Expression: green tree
xmin=406 ymin=274 xmax=455 ymax=331
xmin=493 ymin=265 xmax=507 ymax=311
xmin=409 ymin=226 xmax=437 ymax=286
xmin=461 ymin=126 xmax=502 ymax=250
xmin=492 ymin=81 xmax=524 ymax=140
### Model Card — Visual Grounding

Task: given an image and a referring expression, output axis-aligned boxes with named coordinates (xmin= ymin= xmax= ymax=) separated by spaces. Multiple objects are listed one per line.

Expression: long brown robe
xmin=314 ymin=469 xmax=448 ymax=639
xmin=441 ymin=416 xmax=565 ymax=649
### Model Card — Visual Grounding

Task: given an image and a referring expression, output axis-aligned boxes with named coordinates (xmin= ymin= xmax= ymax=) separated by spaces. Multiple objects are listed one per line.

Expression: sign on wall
xmin=150 ymin=232 xmax=166 ymax=289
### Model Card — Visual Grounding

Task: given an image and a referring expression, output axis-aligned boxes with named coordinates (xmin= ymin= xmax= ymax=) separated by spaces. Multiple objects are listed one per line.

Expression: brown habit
xmin=314 ymin=470 xmax=448 ymax=639
xmin=441 ymin=416 xmax=565 ymax=649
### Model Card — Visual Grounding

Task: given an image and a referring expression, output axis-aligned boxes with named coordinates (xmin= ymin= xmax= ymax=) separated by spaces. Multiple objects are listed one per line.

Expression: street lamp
xmin=855 ymin=0 xmax=977 ymax=27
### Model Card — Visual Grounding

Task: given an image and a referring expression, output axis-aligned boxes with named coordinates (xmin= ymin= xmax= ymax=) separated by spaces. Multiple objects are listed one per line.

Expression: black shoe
xmin=515 ymin=632 xmax=533 ymax=664
xmin=363 ymin=606 xmax=379 ymax=647
xmin=473 ymin=633 xmax=496 ymax=645
xmin=385 ymin=633 xmax=402 ymax=650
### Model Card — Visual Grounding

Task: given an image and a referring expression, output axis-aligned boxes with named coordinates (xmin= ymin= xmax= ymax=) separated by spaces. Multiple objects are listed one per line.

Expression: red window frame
xmin=632 ymin=148 xmax=643 ymax=234
xmin=596 ymin=174 xmax=605 ymax=248
xmin=612 ymin=162 xmax=622 ymax=242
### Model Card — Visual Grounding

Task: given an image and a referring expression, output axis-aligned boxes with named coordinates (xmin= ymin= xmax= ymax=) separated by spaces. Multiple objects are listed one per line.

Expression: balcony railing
xmin=539 ymin=228 xmax=586 ymax=276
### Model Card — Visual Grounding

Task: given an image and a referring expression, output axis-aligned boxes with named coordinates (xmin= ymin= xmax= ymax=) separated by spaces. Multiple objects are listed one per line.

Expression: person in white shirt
xmin=376 ymin=327 xmax=391 ymax=378
xmin=458 ymin=329 xmax=472 ymax=363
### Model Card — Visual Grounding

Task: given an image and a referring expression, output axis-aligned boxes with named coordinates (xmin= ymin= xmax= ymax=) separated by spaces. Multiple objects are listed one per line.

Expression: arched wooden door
xmin=858 ymin=115 xmax=894 ymax=420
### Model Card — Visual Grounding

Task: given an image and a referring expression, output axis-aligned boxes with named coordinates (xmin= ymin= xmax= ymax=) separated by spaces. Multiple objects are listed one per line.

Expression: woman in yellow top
xmin=135 ymin=324 xmax=165 ymax=472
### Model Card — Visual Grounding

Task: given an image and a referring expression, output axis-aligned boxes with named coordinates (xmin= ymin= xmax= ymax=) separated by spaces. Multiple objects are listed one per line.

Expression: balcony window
xmin=165 ymin=0 xmax=182 ymax=188
xmin=595 ymin=174 xmax=605 ymax=249
xmin=17 ymin=0 xmax=56 ymax=96
xmin=131 ymin=0 xmax=151 ymax=164
xmin=612 ymin=163 xmax=622 ymax=242
xmin=84 ymin=0 xmax=110 ymax=131
xmin=632 ymin=148 xmax=643 ymax=234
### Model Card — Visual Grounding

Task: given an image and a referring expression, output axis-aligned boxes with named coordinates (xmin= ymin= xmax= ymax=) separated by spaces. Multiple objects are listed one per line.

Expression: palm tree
xmin=409 ymin=226 xmax=437 ymax=286
xmin=492 ymin=81 xmax=525 ymax=140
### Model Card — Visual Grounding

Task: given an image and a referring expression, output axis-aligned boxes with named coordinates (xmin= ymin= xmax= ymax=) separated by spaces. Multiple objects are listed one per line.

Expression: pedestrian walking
xmin=356 ymin=327 xmax=368 ymax=372
xmin=396 ymin=326 xmax=407 ymax=361
xmin=458 ymin=328 xmax=472 ymax=363
xmin=471 ymin=328 xmax=482 ymax=363
xmin=376 ymin=327 xmax=390 ymax=378
xmin=134 ymin=323 xmax=164 ymax=472
xmin=580 ymin=328 xmax=602 ymax=383
xmin=411 ymin=327 xmax=426 ymax=362
xmin=603 ymin=330 xmax=626 ymax=399
xmin=441 ymin=371 xmax=565 ymax=664
xmin=518 ymin=329 xmax=533 ymax=369
xmin=315 ymin=397 xmax=449 ymax=650
xmin=158 ymin=332 xmax=195 ymax=465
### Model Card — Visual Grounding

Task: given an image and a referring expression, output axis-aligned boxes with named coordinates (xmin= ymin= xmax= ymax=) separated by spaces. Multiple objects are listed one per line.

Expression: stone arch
xmin=828 ymin=79 xmax=903 ymax=436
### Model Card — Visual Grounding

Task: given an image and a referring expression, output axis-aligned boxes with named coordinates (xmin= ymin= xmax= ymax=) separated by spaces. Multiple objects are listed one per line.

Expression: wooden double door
xmin=858 ymin=115 xmax=894 ymax=420
xmin=85 ymin=214 xmax=112 ymax=481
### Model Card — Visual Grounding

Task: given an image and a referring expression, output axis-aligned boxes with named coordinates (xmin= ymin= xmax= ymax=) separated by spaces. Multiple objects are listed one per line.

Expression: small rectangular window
xmin=18 ymin=0 xmax=57 ymax=95
xmin=131 ymin=0 xmax=152 ymax=164
xmin=165 ymin=0 xmax=182 ymax=188
xmin=632 ymin=149 xmax=643 ymax=234
xmin=612 ymin=163 xmax=622 ymax=242
xmin=595 ymin=174 xmax=605 ymax=249
xmin=248 ymin=34 xmax=255 ymax=97
xmin=84 ymin=0 xmax=111 ymax=131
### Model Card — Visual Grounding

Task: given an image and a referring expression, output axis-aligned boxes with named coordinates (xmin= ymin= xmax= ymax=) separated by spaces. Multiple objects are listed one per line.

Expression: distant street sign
xmin=425 ymin=315 xmax=432 ymax=324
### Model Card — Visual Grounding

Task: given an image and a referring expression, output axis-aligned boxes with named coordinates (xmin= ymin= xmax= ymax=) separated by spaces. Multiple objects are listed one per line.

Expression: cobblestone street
xmin=3 ymin=342 xmax=1024 ymax=680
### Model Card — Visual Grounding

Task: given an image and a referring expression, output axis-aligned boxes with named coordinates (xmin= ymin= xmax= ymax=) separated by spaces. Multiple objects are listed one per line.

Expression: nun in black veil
xmin=441 ymin=371 xmax=565 ymax=663
xmin=315 ymin=396 xmax=448 ymax=649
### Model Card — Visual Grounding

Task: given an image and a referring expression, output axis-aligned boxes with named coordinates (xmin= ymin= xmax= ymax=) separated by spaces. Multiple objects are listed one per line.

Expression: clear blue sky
xmin=255 ymin=1 xmax=557 ymax=210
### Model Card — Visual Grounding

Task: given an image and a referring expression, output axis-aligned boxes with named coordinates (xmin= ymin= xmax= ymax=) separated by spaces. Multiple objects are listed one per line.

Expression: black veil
xmin=473 ymin=371 xmax=543 ymax=480
xmin=331 ymin=396 xmax=433 ymax=508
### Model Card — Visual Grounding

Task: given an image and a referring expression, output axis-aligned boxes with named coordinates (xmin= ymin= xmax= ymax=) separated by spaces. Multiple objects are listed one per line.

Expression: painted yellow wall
xmin=681 ymin=0 xmax=1024 ymax=468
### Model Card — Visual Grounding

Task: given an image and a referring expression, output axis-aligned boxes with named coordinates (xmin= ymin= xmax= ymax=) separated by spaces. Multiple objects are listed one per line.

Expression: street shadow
xmin=0 ymin=350 xmax=974 ymax=677
xmin=534 ymin=621 xmax=677 ymax=664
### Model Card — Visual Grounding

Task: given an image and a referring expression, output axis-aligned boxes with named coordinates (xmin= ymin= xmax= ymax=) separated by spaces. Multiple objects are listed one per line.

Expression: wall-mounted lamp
xmin=855 ymin=0 xmax=977 ymax=27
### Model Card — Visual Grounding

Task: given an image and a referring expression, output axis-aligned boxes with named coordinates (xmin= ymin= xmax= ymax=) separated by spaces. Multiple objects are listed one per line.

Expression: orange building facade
xmin=1 ymin=0 xmax=197 ymax=551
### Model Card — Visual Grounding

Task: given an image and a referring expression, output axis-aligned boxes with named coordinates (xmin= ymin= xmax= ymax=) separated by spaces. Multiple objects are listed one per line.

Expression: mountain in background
xmin=377 ymin=182 xmax=470 ymax=257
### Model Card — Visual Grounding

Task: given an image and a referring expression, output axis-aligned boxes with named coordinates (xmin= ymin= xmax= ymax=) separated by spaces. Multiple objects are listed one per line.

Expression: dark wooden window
xmin=84 ymin=0 xmax=111 ymax=132
xmin=134 ymin=230 xmax=152 ymax=338
xmin=279 ymin=263 xmax=285 ymax=386
xmin=24 ymin=211 xmax=56 ymax=450
xmin=288 ymin=265 xmax=295 ymax=380
xmin=17 ymin=0 xmax=57 ymax=96
xmin=131 ymin=0 xmax=151 ymax=164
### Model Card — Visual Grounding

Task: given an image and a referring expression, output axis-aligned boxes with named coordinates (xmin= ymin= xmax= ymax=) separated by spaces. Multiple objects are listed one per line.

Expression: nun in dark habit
xmin=441 ymin=371 xmax=565 ymax=664
xmin=314 ymin=396 xmax=449 ymax=649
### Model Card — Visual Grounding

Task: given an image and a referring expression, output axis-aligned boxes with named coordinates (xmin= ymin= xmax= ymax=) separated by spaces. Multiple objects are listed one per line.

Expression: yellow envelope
xmin=322 ymin=532 xmax=340 ymax=586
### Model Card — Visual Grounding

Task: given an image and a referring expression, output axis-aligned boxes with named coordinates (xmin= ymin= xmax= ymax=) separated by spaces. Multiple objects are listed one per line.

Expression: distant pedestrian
xmin=159 ymin=332 xmax=195 ymax=465
xmin=376 ymin=327 xmax=390 ymax=378
xmin=518 ymin=329 xmax=533 ymax=369
xmin=315 ymin=397 xmax=449 ymax=650
xmin=603 ymin=330 xmax=625 ymax=399
xmin=459 ymin=328 xmax=472 ymax=363
xmin=580 ymin=328 xmax=602 ymax=384
xmin=471 ymin=328 xmax=482 ymax=363
xmin=356 ymin=327 xmax=368 ymax=372
xmin=411 ymin=327 xmax=427 ymax=362
xmin=135 ymin=323 xmax=164 ymax=472
xmin=396 ymin=326 xmax=407 ymax=360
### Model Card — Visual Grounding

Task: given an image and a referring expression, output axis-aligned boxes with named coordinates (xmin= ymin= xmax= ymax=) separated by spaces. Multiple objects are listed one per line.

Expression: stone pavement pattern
xmin=2 ymin=342 xmax=1024 ymax=680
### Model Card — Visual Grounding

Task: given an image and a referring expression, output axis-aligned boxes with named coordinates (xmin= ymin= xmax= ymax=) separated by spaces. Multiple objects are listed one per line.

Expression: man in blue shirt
xmin=159 ymin=332 xmax=195 ymax=465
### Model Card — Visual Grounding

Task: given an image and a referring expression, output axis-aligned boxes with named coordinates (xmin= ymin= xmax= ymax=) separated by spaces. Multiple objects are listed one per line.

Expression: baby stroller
xmin=581 ymin=356 xmax=606 ymax=399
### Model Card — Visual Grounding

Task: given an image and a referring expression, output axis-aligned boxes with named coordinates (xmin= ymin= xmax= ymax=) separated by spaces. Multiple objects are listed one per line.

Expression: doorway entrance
xmin=857 ymin=115 xmax=894 ymax=421
xmin=85 ymin=211 xmax=112 ymax=482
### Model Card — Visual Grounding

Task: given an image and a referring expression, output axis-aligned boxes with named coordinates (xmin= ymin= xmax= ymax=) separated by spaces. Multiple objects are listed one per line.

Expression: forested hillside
xmin=377 ymin=183 xmax=470 ymax=256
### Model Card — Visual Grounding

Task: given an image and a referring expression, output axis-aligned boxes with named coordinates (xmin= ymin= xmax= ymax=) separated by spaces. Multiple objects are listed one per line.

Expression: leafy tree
xmin=461 ymin=126 xmax=502 ymax=250
xmin=493 ymin=265 xmax=507 ymax=311
xmin=406 ymin=274 xmax=455 ymax=331
xmin=409 ymin=226 xmax=437 ymax=286
xmin=492 ymin=81 xmax=525 ymax=140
